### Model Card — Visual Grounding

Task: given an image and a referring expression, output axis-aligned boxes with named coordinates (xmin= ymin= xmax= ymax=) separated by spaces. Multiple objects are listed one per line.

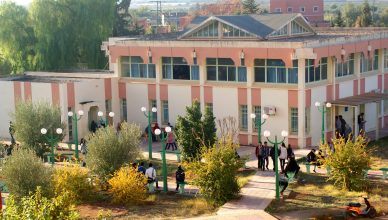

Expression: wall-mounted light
xmin=240 ymin=50 xmax=245 ymax=59
xmin=341 ymin=48 xmax=346 ymax=56
xmin=148 ymin=48 xmax=152 ymax=63
xmin=368 ymin=45 xmax=372 ymax=52
xmin=192 ymin=49 xmax=197 ymax=59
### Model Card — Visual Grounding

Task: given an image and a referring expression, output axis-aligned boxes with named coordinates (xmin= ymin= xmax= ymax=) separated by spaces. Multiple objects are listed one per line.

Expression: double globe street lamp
xmin=68 ymin=110 xmax=84 ymax=160
xmin=141 ymin=107 xmax=157 ymax=160
xmin=314 ymin=102 xmax=332 ymax=144
xmin=154 ymin=126 xmax=171 ymax=193
xmin=250 ymin=113 xmax=269 ymax=143
xmin=263 ymin=130 xmax=288 ymax=200
xmin=41 ymin=127 xmax=63 ymax=165
xmin=98 ymin=111 xmax=115 ymax=127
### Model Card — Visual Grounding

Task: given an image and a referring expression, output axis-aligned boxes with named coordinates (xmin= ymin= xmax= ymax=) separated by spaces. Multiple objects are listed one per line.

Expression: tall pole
xmin=161 ymin=132 xmax=168 ymax=192
xmin=74 ymin=115 xmax=79 ymax=160
xmin=148 ymin=110 xmax=152 ymax=160
xmin=266 ymin=134 xmax=286 ymax=200
xmin=321 ymin=108 xmax=325 ymax=145
xmin=258 ymin=116 xmax=262 ymax=143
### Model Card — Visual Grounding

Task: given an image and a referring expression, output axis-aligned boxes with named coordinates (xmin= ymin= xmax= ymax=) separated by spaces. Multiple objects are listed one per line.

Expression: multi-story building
xmin=1 ymin=13 xmax=388 ymax=148
xmin=270 ymin=0 xmax=328 ymax=27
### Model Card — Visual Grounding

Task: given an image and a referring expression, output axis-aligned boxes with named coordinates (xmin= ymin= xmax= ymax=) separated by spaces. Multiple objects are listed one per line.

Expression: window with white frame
xmin=254 ymin=59 xmax=298 ymax=84
xmin=291 ymin=20 xmax=309 ymax=35
xmin=275 ymin=8 xmax=281 ymax=13
xmin=305 ymin=58 xmax=328 ymax=83
xmin=287 ymin=7 xmax=292 ymax=12
xmin=305 ymin=107 xmax=310 ymax=135
xmin=269 ymin=25 xmax=288 ymax=37
xmin=205 ymin=103 xmax=213 ymax=113
xmin=290 ymin=108 xmax=298 ymax=134
xmin=336 ymin=53 xmax=355 ymax=77
xmin=252 ymin=106 xmax=261 ymax=130
xmin=373 ymin=49 xmax=379 ymax=70
xmin=191 ymin=20 xmax=218 ymax=37
xmin=120 ymin=99 xmax=127 ymax=122
xmin=206 ymin=58 xmax=247 ymax=82
xmin=300 ymin=7 xmax=305 ymax=12
xmin=149 ymin=100 xmax=157 ymax=123
xmin=162 ymin=100 xmax=169 ymax=125
xmin=384 ymin=49 xmax=388 ymax=69
xmin=222 ymin=23 xmax=254 ymax=38
xmin=162 ymin=57 xmax=199 ymax=80
xmin=360 ymin=52 xmax=375 ymax=73
xmin=313 ymin=6 xmax=319 ymax=12
xmin=120 ymin=56 xmax=156 ymax=78
xmin=240 ymin=105 xmax=248 ymax=131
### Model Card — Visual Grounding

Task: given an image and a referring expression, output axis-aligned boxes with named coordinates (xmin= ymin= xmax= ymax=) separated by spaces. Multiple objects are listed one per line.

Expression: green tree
xmin=379 ymin=8 xmax=388 ymax=27
xmin=333 ymin=10 xmax=344 ymax=27
xmin=186 ymin=140 xmax=244 ymax=205
xmin=319 ymin=135 xmax=372 ymax=191
xmin=175 ymin=101 xmax=216 ymax=161
xmin=342 ymin=3 xmax=361 ymax=27
xmin=13 ymin=101 xmax=65 ymax=157
xmin=2 ymin=149 xmax=52 ymax=198
xmin=113 ymin=0 xmax=131 ymax=36
xmin=86 ymin=122 xmax=142 ymax=181
xmin=242 ymin=0 xmax=260 ymax=14
xmin=0 ymin=2 xmax=35 ymax=74
xmin=360 ymin=0 xmax=372 ymax=27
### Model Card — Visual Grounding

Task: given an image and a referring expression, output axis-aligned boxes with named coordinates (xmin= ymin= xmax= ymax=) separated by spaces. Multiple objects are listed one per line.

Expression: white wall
xmin=364 ymin=103 xmax=377 ymax=132
xmin=365 ymin=75 xmax=378 ymax=93
xmin=213 ymin=87 xmax=238 ymax=123
xmin=310 ymin=86 xmax=327 ymax=145
xmin=168 ymin=85 xmax=191 ymax=127
xmin=31 ymin=83 xmax=52 ymax=104
xmin=126 ymin=83 xmax=149 ymax=129
xmin=0 ymin=82 xmax=15 ymax=139
xmin=261 ymin=89 xmax=289 ymax=143
xmin=339 ymin=80 xmax=353 ymax=99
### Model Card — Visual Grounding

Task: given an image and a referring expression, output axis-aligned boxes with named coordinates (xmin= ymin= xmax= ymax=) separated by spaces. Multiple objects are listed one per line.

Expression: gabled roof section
xmin=179 ymin=13 xmax=316 ymax=41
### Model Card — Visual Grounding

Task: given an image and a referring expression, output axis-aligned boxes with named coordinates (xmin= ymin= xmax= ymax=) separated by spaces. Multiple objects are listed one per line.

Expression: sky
xmin=12 ymin=0 xmax=31 ymax=6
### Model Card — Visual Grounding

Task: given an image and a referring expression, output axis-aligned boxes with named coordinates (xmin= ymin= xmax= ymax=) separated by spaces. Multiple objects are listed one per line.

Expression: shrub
xmin=86 ymin=122 xmax=142 ymax=180
xmin=108 ymin=166 xmax=148 ymax=205
xmin=13 ymin=101 xmax=65 ymax=157
xmin=1 ymin=148 xmax=52 ymax=198
xmin=175 ymin=100 xmax=216 ymax=161
xmin=186 ymin=140 xmax=244 ymax=205
xmin=52 ymin=163 xmax=94 ymax=203
xmin=2 ymin=187 xmax=80 ymax=220
xmin=319 ymin=135 xmax=372 ymax=191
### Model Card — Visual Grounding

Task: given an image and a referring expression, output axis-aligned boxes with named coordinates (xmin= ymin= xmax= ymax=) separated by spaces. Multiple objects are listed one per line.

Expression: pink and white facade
xmin=1 ymin=14 xmax=388 ymax=148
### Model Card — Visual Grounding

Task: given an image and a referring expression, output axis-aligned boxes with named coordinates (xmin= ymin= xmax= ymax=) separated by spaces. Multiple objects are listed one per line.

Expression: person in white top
xmin=279 ymin=143 xmax=288 ymax=173
xmin=145 ymin=163 xmax=159 ymax=188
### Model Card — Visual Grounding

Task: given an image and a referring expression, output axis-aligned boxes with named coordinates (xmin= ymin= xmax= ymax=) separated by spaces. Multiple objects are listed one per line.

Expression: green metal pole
xmin=161 ymin=132 xmax=168 ymax=192
xmin=274 ymin=136 xmax=280 ymax=200
xmin=148 ymin=111 xmax=152 ymax=160
xmin=321 ymin=107 xmax=325 ymax=145
xmin=258 ymin=117 xmax=261 ymax=143
xmin=74 ymin=115 xmax=79 ymax=160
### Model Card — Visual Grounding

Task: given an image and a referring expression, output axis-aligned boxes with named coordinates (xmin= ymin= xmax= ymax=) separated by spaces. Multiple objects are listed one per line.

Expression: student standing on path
xmin=262 ymin=142 xmax=270 ymax=170
xmin=255 ymin=142 xmax=264 ymax=170
xmin=175 ymin=165 xmax=185 ymax=191
xmin=145 ymin=163 xmax=159 ymax=188
xmin=286 ymin=144 xmax=294 ymax=160
xmin=279 ymin=143 xmax=287 ymax=173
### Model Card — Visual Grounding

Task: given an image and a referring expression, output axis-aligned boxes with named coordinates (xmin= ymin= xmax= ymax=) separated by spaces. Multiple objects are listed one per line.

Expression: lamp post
xmin=41 ymin=127 xmax=63 ymax=165
xmin=315 ymin=102 xmax=332 ymax=144
xmin=68 ymin=110 xmax=84 ymax=160
xmin=141 ymin=107 xmax=157 ymax=160
xmin=154 ymin=126 xmax=171 ymax=193
xmin=263 ymin=130 xmax=288 ymax=200
xmin=97 ymin=111 xmax=115 ymax=127
xmin=250 ymin=113 xmax=269 ymax=144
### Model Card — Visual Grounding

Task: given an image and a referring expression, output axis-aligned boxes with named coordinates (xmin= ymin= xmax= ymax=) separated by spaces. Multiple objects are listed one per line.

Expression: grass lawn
xmin=265 ymin=172 xmax=388 ymax=219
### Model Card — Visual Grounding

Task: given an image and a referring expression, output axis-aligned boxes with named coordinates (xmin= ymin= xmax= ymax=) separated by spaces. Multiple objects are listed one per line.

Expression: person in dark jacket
xmin=137 ymin=161 xmax=146 ymax=174
xmin=262 ymin=142 xmax=270 ymax=170
xmin=287 ymin=144 xmax=294 ymax=160
xmin=255 ymin=142 xmax=264 ymax=171
xmin=175 ymin=165 xmax=185 ymax=191
xmin=306 ymin=149 xmax=317 ymax=172
xmin=285 ymin=156 xmax=300 ymax=178
xmin=270 ymin=145 xmax=277 ymax=172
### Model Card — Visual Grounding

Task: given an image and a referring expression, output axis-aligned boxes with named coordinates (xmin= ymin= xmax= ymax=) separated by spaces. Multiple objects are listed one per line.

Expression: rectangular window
xmin=162 ymin=100 xmax=169 ymax=125
xmin=252 ymin=106 xmax=261 ymax=130
xmin=206 ymin=58 xmax=245 ymax=82
xmin=275 ymin=8 xmax=281 ymax=13
xmin=254 ymin=59 xmax=297 ymax=84
xmin=240 ymin=105 xmax=248 ymax=131
xmin=360 ymin=53 xmax=374 ymax=73
xmin=300 ymin=7 xmax=305 ymax=12
xmin=287 ymin=7 xmax=292 ymax=12
xmin=191 ymin=65 xmax=200 ymax=80
xmin=120 ymin=56 xmax=156 ymax=79
xmin=336 ymin=54 xmax=355 ymax=78
xmin=67 ymin=107 xmax=73 ymax=142
xmin=373 ymin=49 xmax=379 ymax=71
xmin=290 ymin=108 xmax=298 ymax=134
xmin=305 ymin=107 xmax=310 ymax=135
xmin=120 ymin=99 xmax=127 ymax=122
xmin=384 ymin=49 xmax=388 ymax=69
xmin=313 ymin=6 xmax=319 ymax=12
xmin=305 ymin=58 xmax=327 ymax=83
xmin=149 ymin=100 xmax=157 ymax=123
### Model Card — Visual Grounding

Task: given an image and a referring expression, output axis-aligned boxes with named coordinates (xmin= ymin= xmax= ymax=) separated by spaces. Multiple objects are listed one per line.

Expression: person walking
xmin=357 ymin=113 xmax=366 ymax=134
xmin=307 ymin=149 xmax=317 ymax=173
xmin=279 ymin=143 xmax=287 ymax=173
xmin=286 ymin=144 xmax=294 ymax=160
xmin=175 ymin=165 xmax=185 ymax=191
xmin=145 ymin=163 xmax=159 ymax=188
xmin=279 ymin=173 xmax=289 ymax=197
xmin=285 ymin=155 xmax=300 ymax=178
xmin=138 ymin=162 xmax=146 ymax=175
xmin=262 ymin=142 xmax=270 ymax=170
xmin=269 ymin=144 xmax=277 ymax=172
xmin=9 ymin=121 xmax=15 ymax=145
xmin=166 ymin=131 xmax=177 ymax=151
xmin=255 ymin=142 xmax=263 ymax=170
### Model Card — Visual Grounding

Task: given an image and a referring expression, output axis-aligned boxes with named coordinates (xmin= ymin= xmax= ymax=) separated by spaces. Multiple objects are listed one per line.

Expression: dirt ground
xmin=274 ymin=208 xmax=388 ymax=220
xmin=77 ymin=203 xmax=128 ymax=219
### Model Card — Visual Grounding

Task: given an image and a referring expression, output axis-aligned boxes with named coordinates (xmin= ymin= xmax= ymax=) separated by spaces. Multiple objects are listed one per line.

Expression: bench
xmin=165 ymin=150 xmax=181 ymax=162
xmin=60 ymin=153 xmax=73 ymax=161
xmin=44 ymin=153 xmax=55 ymax=163
xmin=380 ymin=168 xmax=388 ymax=180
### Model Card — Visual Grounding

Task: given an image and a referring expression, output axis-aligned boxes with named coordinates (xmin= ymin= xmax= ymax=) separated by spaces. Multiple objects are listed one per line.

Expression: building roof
xmin=0 ymin=71 xmax=114 ymax=83
xmin=331 ymin=92 xmax=388 ymax=106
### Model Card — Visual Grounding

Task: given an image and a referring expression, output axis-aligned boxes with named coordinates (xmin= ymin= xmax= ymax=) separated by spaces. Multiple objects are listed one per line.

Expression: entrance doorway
xmin=88 ymin=106 xmax=99 ymax=132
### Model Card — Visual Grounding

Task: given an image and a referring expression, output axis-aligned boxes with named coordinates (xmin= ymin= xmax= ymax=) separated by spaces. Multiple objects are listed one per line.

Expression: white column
xmin=247 ymin=67 xmax=253 ymax=144
xmin=376 ymin=102 xmax=380 ymax=140
xmin=297 ymin=58 xmax=306 ymax=148
xmin=155 ymin=62 xmax=162 ymax=125
xmin=354 ymin=105 xmax=359 ymax=138
xmin=199 ymin=65 xmax=206 ymax=113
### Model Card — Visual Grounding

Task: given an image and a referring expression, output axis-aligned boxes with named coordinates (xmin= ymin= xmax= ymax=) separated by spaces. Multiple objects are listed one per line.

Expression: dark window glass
xmin=228 ymin=66 xmax=236 ymax=81
xmin=254 ymin=67 xmax=265 ymax=82
xmin=254 ymin=59 xmax=265 ymax=66
xmin=218 ymin=66 xmax=228 ymax=81
xmin=207 ymin=66 xmax=217 ymax=80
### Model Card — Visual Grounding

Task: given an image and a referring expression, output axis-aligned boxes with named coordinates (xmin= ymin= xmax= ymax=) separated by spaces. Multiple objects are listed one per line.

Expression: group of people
xmin=144 ymin=122 xmax=178 ymax=151
xmin=255 ymin=142 xmax=301 ymax=196
xmin=335 ymin=113 xmax=366 ymax=139
xmin=133 ymin=162 xmax=185 ymax=192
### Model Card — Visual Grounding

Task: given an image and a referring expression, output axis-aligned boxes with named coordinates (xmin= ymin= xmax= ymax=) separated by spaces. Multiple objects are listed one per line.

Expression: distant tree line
xmin=329 ymin=1 xmax=388 ymax=28
xmin=0 ymin=0 xmax=133 ymax=75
